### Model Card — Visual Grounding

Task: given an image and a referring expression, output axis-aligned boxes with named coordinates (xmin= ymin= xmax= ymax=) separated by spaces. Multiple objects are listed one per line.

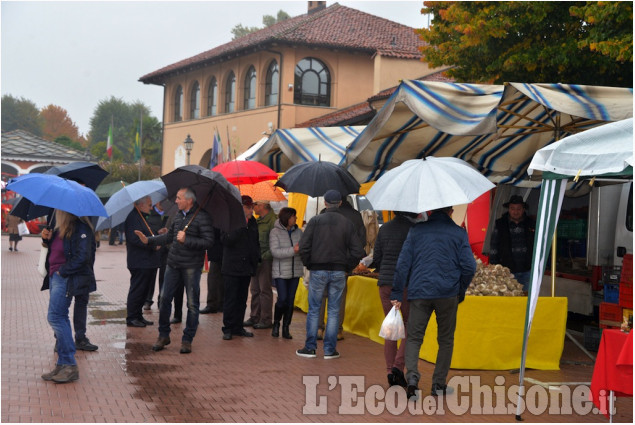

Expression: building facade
xmin=139 ymin=2 xmax=439 ymax=174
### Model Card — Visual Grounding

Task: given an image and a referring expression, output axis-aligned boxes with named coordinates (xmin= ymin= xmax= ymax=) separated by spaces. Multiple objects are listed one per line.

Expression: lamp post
xmin=184 ymin=134 xmax=194 ymax=165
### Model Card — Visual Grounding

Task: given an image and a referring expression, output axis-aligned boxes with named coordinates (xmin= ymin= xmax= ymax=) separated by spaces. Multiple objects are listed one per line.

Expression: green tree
xmin=54 ymin=135 xmax=85 ymax=152
xmin=1 ymin=94 xmax=43 ymax=135
xmin=231 ymin=10 xmax=290 ymax=39
xmin=418 ymin=1 xmax=632 ymax=87
xmin=98 ymin=160 xmax=160 ymax=183
xmin=88 ymin=97 xmax=160 ymax=164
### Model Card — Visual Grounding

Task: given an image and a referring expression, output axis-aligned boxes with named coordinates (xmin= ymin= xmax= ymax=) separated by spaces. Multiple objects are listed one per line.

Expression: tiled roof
xmin=298 ymin=70 xmax=455 ymax=127
xmin=140 ymin=3 xmax=425 ymax=85
xmin=1 ymin=130 xmax=92 ymax=163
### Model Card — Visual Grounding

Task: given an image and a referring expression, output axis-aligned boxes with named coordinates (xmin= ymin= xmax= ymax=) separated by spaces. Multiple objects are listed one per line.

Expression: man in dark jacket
xmin=391 ymin=206 xmax=476 ymax=400
xmin=135 ymin=188 xmax=215 ymax=354
xmin=489 ymin=195 xmax=535 ymax=291
xmin=221 ymin=196 xmax=260 ymax=340
xmin=372 ymin=211 xmax=420 ymax=387
xmin=124 ymin=196 xmax=160 ymax=328
xmin=297 ymin=190 xmax=365 ymax=359
xmin=316 ymin=198 xmax=367 ymax=341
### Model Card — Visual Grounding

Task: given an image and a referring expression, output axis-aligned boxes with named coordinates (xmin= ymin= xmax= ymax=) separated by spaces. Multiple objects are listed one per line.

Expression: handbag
xmin=37 ymin=245 xmax=48 ymax=278
xmin=17 ymin=222 xmax=29 ymax=236
xmin=379 ymin=305 xmax=406 ymax=341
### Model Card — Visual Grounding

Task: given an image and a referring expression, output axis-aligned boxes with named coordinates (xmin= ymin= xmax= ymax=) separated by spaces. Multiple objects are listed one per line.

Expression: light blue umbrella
xmin=6 ymin=174 xmax=107 ymax=217
xmin=96 ymin=180 xmax=168 ymax=231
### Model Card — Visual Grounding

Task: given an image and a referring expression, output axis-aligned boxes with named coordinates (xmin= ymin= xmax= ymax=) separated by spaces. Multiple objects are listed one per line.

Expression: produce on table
xmin=465 ymin=256 xmax=525 ymax=296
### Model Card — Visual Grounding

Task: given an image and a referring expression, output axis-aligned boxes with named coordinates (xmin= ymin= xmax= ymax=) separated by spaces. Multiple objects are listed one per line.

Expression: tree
xmin=40 ymin=104 xmax=83 ymax=144
xmin=231 ymin=10 xmax=290 ymax=39
xmin=1 ymin=95 xmax=43 ymax=135
xmin=88 ymin=97 xmax=160 ymax=165
xmin=417 ymin=2 xmax=632 ymax=87
xmin=54 ymin=135 xmax=85 ymax=152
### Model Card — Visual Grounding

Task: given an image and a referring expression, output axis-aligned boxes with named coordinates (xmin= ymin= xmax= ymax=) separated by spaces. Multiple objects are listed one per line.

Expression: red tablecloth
xmin=590 ymin=329 xmax=633 ymax=417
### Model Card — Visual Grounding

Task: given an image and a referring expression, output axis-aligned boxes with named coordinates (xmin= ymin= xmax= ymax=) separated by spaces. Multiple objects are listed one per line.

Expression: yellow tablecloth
xmin=295 ymin=275 xmax=568 ymax=370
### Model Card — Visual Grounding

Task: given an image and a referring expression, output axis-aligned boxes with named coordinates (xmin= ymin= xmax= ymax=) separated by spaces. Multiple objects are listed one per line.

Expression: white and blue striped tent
xmin=345 ymin=80 xmax=633 ymax=186
xmin=241 ymin=126 xmax=365 ymax=172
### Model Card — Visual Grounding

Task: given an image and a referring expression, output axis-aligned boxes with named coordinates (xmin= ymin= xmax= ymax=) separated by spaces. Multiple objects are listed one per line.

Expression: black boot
xmin=272 ymin=305 xmax=283 ymax=338
xmin=282 ymin=306 xmax=293 ymax=339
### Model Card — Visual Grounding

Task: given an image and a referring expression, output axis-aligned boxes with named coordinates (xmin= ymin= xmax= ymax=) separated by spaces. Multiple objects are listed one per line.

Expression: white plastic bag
xmin=37 ymin=245 xmax=48 ymax=278
xmin=17 ymin=222 xmax=29 ymax=236
xmin=379 ymin=305 xmax=405 ymax=341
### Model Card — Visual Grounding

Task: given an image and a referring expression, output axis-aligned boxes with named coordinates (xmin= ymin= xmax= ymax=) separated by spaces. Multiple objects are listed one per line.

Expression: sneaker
xmin=431 ymin=383 xmax=454 ymax=396
xmin=75 ymin=338 xmax=98 ymax=351
xmin=296 ymin=347 xmax=317 ymax=358
xmin=324 ymin=350 xmax=340 ymax=359
xmin=51 ymin=365 xmax=79 ymax=383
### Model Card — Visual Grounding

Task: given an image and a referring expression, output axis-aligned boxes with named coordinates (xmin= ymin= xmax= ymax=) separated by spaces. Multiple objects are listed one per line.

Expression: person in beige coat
xmin=7 ymin=213 xmax=23 ymax=251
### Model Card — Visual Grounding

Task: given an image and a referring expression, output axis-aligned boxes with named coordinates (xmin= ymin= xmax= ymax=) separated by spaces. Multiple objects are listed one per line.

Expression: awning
xmin=345 ymin=80 xmax=633 ymax=186
xmin=241 ymin=126 xmax=365 ymax=172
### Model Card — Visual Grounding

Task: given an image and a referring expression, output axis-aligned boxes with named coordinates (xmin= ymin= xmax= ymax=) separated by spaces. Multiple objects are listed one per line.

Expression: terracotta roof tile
xmin=140 ymin=3 xmax=424 ymax=84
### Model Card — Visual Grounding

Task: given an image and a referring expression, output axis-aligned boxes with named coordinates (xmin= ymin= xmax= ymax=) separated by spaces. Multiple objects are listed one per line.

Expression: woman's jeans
xmin=48 ymin=272 xmax=76 ymax=366
xmin=274 ymin=277 xmax=300 ymax=311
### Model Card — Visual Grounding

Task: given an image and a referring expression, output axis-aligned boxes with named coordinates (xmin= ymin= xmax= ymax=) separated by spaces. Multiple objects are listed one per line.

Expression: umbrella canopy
xmin=6 ymin=174 xmax=107 ymax=217
xmin=528 ymin=118 xmax=633 ymax=179
xmin=346 ymin=80 xmax=633 ymax=186
xmin=241 ymin=126 xmax=365 ymax=172
xmin=365 ymin=157 xmax=495 ymax=213
xmin=212 ymin=160 xmax=278 ymax=185
xmin=161 ymin=165 xmax=244 ymax=232
xmin=514 ymin=117 xmax=634 ymax=417
xmin=10 ymin=162 xmax=109 ymax=221
xmin=275 ymin=160 xmax=360 ymax=197
xmin=96 ymin=180 xmax=168 ymax=231
xmin=239 ymin=180 xmax=286 ymax=202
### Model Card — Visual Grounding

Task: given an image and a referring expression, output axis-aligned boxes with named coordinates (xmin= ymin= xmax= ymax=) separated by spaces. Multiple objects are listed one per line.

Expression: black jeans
xmin=127 ymin=268 xmax=155 ymax=322
xmin=222 ymin=275 xmax=251 ymax=335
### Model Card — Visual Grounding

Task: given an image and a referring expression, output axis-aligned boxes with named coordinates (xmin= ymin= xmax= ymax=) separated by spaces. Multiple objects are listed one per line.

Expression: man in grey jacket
xmin=296 ymin=189 xmax=365 ymax=359
xmin=135 ymin=188 xmax=215 ymax=354
xmin=391 ymin=206 xmax=476 ymax=400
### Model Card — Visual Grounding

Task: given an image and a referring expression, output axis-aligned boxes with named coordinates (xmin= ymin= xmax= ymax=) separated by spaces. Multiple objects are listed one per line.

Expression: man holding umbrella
xmin=135 ymin=188 xmax=215 ymax=354
xmin=124 ymin=196 xmax=159 ymax=328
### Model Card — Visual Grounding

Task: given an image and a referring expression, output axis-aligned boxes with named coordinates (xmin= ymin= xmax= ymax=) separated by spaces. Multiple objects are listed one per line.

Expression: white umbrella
xmin=96 ymin=180 xmax=168 ymax=231
xmin=365 ymin=156 xmax=495 ymax=213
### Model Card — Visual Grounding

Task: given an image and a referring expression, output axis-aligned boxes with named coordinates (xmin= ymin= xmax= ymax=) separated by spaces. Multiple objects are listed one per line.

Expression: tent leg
xmin=609 ymin=390 xmax=614 ymax=423
xmin=565 ymin=330 xmax=595 ymax=361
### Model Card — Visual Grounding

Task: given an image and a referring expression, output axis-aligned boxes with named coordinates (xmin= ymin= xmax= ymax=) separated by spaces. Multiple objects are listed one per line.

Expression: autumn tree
xmin=418 ymin=1 xmax=633 ymax=87
xmin=1 ymin=95 xmax=43 ymax=135
xmin=40 ymin=104 xmax=83 ymax=145
xmin=231 ymin=10 xmax=291 ymax=39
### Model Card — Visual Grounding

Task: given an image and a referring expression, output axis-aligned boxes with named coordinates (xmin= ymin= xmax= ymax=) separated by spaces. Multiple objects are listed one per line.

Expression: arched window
xmin=190 ymin=81 xmax=200 ymax=119
xmin=265 ymin=60 xmax=279 ymax=106
xmin=243 ymin=66 xmax=257 ymax=110
xmin=294 ymin=57 xmax=330 ymax=106
xmin=225 ymin=71 xmax=236 ymax=113
xmin=207 ymin=77 xmax=217 ymax=116
xmin=174 ymin=85 xmax=183 ymax=122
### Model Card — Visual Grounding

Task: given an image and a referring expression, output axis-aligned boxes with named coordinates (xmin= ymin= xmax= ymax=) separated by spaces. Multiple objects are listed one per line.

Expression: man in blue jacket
xmin=391 ymin=206 xmax=476 ymax=400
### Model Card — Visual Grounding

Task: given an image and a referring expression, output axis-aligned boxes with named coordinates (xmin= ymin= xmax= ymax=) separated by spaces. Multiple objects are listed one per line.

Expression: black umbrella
xmin=160 ymin=165 xmax=244 ymax=232
xmin=275 ymin=160 xmax=360 ymax=197
xmin=10 ymin=162 xmax=108 ymax=221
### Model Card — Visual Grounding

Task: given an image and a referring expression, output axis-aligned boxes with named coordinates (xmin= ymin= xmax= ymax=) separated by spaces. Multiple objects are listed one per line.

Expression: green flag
xmin=134 ymin=122 xmax=141 ymax=162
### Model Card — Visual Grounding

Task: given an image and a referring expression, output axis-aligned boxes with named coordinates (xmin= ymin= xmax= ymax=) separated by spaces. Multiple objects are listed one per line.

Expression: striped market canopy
xmin=345 ymin=80 xmax=633 ymax=186
xmin=241 ymin=126 xmax=365 ymax=172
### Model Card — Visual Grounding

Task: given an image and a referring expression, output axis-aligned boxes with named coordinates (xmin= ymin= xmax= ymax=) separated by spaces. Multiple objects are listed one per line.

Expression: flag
xmin=225 ymin=126 xmax=232 ymax=162
xmin=134 ymin=121 xmax=141 ymax=162
xmin=106 ymin=122 xmax=113 ymax=159
xmin=209 ymin=129 xmax=223 ymax=169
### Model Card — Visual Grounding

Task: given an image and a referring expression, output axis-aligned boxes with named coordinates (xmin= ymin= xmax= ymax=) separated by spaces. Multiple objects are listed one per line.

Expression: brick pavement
xmin=1 ymin=235 xmax=632 ymax=423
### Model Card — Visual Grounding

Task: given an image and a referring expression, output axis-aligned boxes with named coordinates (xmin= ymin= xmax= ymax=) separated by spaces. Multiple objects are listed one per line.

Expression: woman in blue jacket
xmin=40 ymin=209 xmax=96 ymax=384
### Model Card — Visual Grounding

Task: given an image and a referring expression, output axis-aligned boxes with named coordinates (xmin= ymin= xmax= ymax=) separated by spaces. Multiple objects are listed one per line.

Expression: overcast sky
xmin=1 ymin=0 xmax=429 ymax=137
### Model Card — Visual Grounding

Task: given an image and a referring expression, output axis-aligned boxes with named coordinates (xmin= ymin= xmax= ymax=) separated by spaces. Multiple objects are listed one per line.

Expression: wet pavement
xmin=1 ymin=235 xmax=632 ymax=422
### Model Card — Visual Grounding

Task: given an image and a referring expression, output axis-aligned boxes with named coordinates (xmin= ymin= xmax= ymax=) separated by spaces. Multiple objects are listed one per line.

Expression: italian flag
xmin=106 ymin=123 xmax=113 ymax=159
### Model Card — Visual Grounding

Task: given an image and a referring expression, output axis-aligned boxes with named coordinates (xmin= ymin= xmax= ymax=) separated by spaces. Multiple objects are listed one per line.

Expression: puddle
xmin=90 ymin=308 xmax=126 ymax=320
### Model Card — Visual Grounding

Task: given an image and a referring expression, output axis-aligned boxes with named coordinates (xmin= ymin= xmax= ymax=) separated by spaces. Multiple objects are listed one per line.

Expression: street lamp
xmin=184 ymin=134 xmax=194 ymax=165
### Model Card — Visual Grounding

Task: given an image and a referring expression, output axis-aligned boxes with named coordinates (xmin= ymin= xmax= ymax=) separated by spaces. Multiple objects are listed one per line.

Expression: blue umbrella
xmin=96 ymin=180 xmax=168 ymax=231
xmin=6 ymin=174 xmax=107 ymax=217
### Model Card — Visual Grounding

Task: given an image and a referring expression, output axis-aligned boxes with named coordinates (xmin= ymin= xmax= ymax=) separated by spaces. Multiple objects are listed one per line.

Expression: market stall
xmin=294 ymin=275 xmax=567 ymax=370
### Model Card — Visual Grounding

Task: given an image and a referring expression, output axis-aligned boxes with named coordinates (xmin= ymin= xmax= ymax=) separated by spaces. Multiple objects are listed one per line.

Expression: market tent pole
xmin=515 ymin=178 xmax=566 ymax=421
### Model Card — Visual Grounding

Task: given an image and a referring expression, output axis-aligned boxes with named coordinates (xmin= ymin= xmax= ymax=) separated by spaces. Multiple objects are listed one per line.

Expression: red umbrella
xmin=212 ymin=160 xmax=278 ymax=185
